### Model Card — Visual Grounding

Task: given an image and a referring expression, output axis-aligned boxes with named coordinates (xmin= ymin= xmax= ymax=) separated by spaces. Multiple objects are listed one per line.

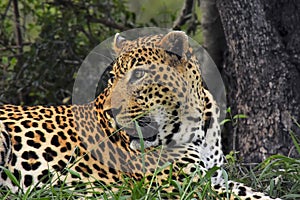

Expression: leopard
xmin=0 ymin=30 xmax=281 ymax=199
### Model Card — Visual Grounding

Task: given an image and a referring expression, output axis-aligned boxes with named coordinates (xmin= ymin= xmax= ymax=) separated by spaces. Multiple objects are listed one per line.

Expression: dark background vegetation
xmin=1 ymin=0 xmax=300 ymax=163
xmin=0 ymin=0 xmax=195 ymax=105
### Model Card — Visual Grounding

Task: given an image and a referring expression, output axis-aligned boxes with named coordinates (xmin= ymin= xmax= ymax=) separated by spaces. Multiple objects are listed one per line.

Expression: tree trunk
xmin=214 ymin=0 xmax=300 ymax=163
xmin=200 ymin=0 xmax=226 ymax=69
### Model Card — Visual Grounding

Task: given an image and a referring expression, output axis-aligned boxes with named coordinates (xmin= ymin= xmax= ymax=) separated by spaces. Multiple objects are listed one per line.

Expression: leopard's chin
xmin=129 ymin=138 xmax=159 ymax=150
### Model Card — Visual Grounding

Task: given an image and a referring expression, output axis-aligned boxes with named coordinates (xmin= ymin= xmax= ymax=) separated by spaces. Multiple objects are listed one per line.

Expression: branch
xmin=173 ymin=0 xmax=195 ymax=30
xmin=0 ymin=42 xmax=32 ymax=51
xmin=87 ymin=15 xmax=130 ymax=31
xmin=1 ymin=0 xmax=12 ymax=21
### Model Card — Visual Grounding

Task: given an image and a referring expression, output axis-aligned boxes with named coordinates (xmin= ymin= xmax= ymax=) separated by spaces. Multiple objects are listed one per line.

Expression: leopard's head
xmin=104 ymin=31 xmax=206 ymax=150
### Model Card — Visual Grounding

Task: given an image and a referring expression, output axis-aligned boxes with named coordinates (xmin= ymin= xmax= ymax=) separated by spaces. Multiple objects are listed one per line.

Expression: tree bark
xmin=215 ymin=0 xmax=300 ymax=162
xmin=200 ymin=0 xmax=226 ymax=69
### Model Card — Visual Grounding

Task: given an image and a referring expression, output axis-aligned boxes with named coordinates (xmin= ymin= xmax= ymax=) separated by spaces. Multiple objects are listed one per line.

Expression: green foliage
xmin=3 ymin=151 xmax=296 ymax=200
xmin=291 ymin=117 xmax=300 ymax=154
xmin=0 ymin=0 xmax=202 ymax=106
xmin=223 ymin=130 xmax=300 ymax=200
xmin=128 ymin=0 xmax=183 ymax=27
xmin=221 ymin=107 xmax=248 ymax=126
xmin=1 ymin=132 xmax=298 ymax=199
xmin=0 ymin=0 xmax=137 ymax=105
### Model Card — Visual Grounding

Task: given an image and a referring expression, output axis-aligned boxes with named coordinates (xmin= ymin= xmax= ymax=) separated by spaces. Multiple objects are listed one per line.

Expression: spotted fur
xmin=0 ymin=31 xmax=280 ymax=199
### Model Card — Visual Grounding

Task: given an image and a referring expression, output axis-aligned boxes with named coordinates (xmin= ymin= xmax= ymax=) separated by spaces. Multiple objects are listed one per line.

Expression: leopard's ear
xmin=159 ymin=31 xmax=189 ymax=57
xmin=113 ymin=33 xmax=126 ymax=55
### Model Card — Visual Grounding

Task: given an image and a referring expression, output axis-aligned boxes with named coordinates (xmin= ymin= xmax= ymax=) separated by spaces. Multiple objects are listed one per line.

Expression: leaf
xmin=65 ymin=168 xmax=81 ymax=178
xmin=220 ymin=119 xmax=231 ymax=125
xmin=134 ymin=120 xmax=146 ymax=174
xmin=0 ymin=166 xmax=21 ymax=188
xmin=10 ymin=57 xmax=17 ymax=66
xmin=2 ymin=56 xmax=8 ymax=65
xmin=290 ymin=131 xmax=300 ymax=155
xmin=62 ymin=96 xmax=71 ymax=104
xmin=233 ymin=114 xmax=248 ymax=119
xmin=226 ymin=107 xmax=231 ymax=113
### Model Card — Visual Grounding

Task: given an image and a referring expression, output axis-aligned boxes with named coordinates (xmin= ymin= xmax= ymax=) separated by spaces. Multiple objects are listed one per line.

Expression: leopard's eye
xmin=130 ymin=69 xmax=145 ymax=83
xmin=133 ymin=70 xmax=145 ymax=79
xmin=108 ymin=76 xmax=115 ymax=86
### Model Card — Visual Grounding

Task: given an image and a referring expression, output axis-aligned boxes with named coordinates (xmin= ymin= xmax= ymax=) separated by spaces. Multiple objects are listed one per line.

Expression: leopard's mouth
xmin=125 ymin=124 xmax=158 ymax=142
xmin=105 ymin=108 xmax=160 ymax=149
xmin=117 ymin=116 xmax=160 ymax=149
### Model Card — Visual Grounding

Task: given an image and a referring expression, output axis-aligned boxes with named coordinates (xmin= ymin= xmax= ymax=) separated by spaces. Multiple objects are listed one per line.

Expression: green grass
xmin=224 ymin=132 xmax=300 ymax=200
xmin=1 ymin=149 xmax=299 ymax=200
xmin=1 ymin=124 xmax=299 ymax=199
